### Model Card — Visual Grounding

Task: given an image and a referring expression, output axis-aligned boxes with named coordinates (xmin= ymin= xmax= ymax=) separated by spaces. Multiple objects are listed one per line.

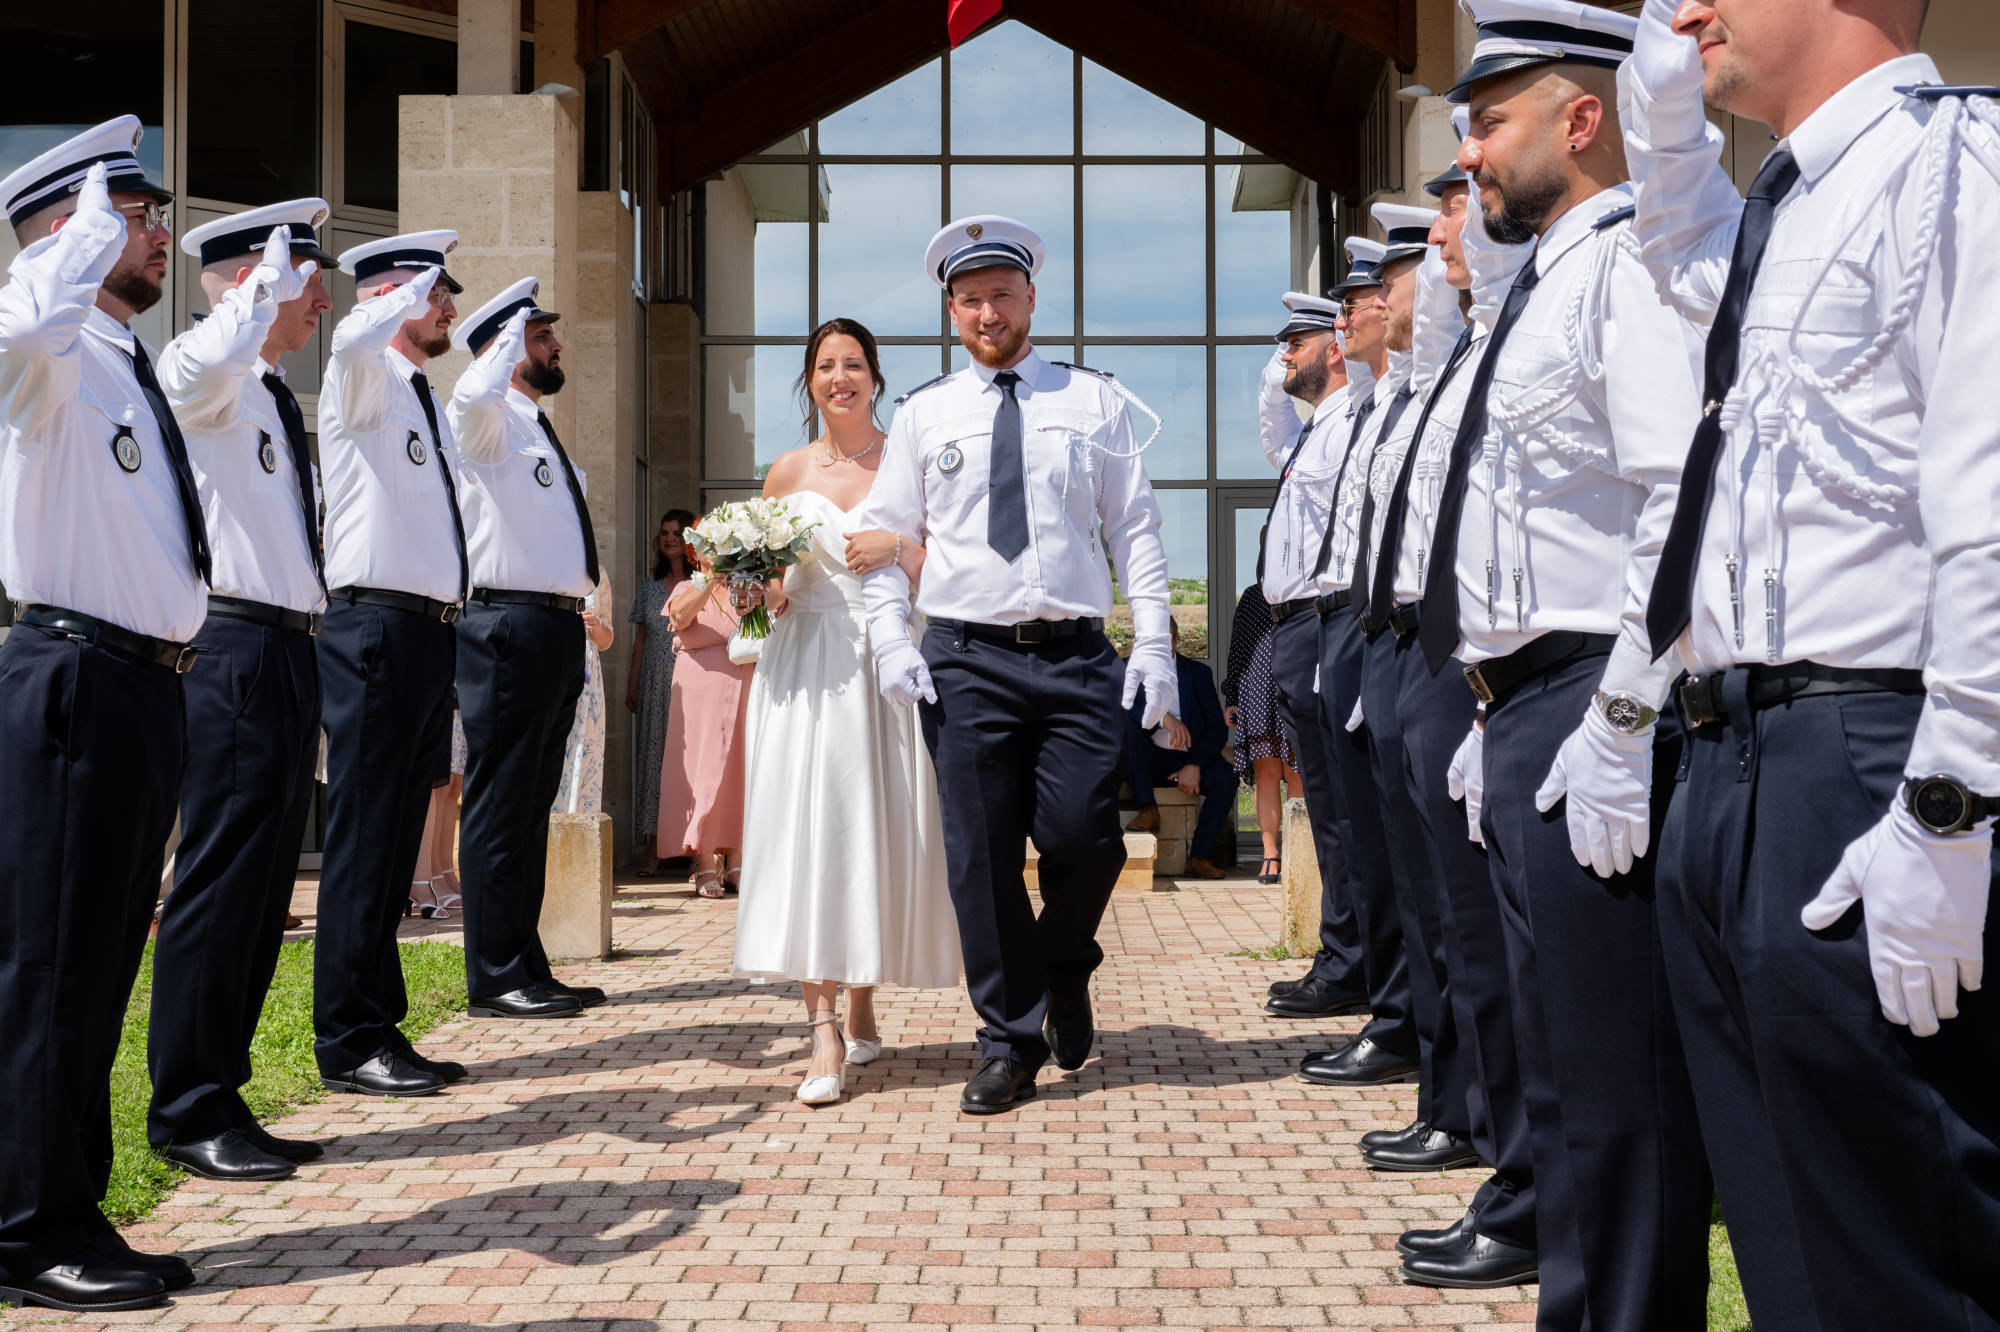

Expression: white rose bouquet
xmin=685 ymin=497 xmax=818 ymax=643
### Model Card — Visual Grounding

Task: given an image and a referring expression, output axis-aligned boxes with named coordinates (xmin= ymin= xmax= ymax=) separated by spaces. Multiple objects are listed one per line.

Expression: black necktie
xmin=1308 ymin=392 xmax=1382 ymax=580
xmin=1644 ymin=148 xmax=1802 ymax=658
xmin=987 ymin=369 xmax=1027 ymax=561
xmin=1346 ymin=383 xmax=1418 ymax=621
xmin=128 ymin=341 xmax=212 ymax=585
xmin=262 ymin=371 xmax=324 ymax=587
xmin=408 ymin=370 xmax=470 ymax=601
xmin=1255 ymin=415 xmax=1322 ymax=583
xmin=1362 ymin=328 xmax=1477 ymax=632
xmin=1417 ymin=259 xmax=1544 ymax=673
xmin=537 ymin=409 xmax=601 ymax=585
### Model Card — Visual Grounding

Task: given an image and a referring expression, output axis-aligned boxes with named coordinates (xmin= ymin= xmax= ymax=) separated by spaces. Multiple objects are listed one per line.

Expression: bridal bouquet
xmin=686 ymin=497 xmax=819 ymax=646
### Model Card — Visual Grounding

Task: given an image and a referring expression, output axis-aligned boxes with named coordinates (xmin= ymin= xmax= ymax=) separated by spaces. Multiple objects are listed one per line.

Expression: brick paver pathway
xmin=12 ymin=874 xmax=1535 ymax=1330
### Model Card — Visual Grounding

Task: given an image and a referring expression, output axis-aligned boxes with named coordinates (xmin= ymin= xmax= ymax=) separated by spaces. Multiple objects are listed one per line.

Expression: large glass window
xmin=342 ymin=18 xmax=456 ymax=214
xmin=188 ymin=0 xmax=318 ymax=205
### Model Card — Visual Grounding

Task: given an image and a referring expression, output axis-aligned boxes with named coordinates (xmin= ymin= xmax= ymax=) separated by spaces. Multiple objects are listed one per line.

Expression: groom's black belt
xmin=470 ymin=587 xmax=587 ymax=614
xmin=933 ymin=616 xmax=1104 ymax=646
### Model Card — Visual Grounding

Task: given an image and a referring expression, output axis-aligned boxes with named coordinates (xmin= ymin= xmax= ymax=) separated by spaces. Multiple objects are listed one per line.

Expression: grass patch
xmin=1225 ymin=942 xmax=1299 ymax=961
xmin=105 ymin=938 xmax=469 ymax=1225
xmin=1709 ymin=1214 xmax=1751 ymax=1330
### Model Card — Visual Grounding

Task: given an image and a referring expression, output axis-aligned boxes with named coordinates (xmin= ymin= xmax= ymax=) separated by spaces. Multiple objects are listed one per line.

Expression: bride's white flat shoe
xmin=844 ymin=1036 xmax=883 ymax=1065
xmin=798 ymin=1012 xmax=846 ymax=1106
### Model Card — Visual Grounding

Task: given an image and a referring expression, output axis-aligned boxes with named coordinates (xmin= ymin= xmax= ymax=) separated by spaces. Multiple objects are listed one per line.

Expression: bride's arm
xmin=843 ymin=528 xmax=921 ymax=580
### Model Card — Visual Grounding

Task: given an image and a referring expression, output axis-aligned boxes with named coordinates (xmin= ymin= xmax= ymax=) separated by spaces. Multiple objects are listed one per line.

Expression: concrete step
xmin=1026 ymin=831 xmax=1158 ymax=892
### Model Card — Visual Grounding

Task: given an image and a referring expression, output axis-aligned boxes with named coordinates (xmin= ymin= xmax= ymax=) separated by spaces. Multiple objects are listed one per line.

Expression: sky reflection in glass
xmin=819 ymin=62 xmax=941 ymax=155
xmin=1083 ymin=166 xmax=1204 ymax=335
xmin=950 ymin=22 xmax=1073 ymax=155
xmin=1081 ymin=61 xmax=1203 ymax=154
xmin=1090 ymin=344 xmax=1207 ymax=481
xmin=818 ymin=164 xmax=941 ymax=335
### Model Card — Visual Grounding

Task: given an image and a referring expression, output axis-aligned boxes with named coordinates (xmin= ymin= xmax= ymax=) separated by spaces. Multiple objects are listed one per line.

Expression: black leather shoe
xmin=1360 ymin=1119 xmax=1424 ymax=1153
xmin=1364 ymin=1125 xmax=1481 ymax=1172
xmin=91 ymin=1239 xmax=194 ymax=1292
xmin=1265 ymin=977 xmax=1370 ymax=1019
xmin=321 ymin=1052 xmax=446 ymax=1097
xmin=1044 ymin=991 xmax=1093 ymax=1071
xmin=960 ymin=1057 xmax=1038 ymax=1114
xmin=1401 ymin=1231 xmax=1539 ymax=1289
xmin=468 ymin=984 xmax=583 ymax=1019
xmin=550 ymin=981 xmax=607 ymax=1008
xmin=240 ymin=1121 xmax=324 ymax=1163
xmin=1396 ymin=1208 xmax=1473 ymax=1257
xmin=403 ymin=1049 xmax=468 ymax=1083
xmin=1266 ymin=971 xmax=1313 ymax=1000
xmin=0 ymin=1261 xmax=166 ymax=1312
xmin=161 ymin=1129 xmax=297 ymax=1182
xmin=1297 ymin=1035 xmax=1419 ymax=1086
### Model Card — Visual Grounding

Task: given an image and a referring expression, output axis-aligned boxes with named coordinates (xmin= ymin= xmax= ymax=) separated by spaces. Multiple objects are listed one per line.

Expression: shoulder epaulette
xmin=1896 ymin=83 xmax=2000 ymax=102
xmin=1050 ymin=360 xmax=1115 ymax=381
xmin=1592 ymin=205 xmax=1636 ymax=231
xmin=894 ymin=372 xmax=952 ymax=405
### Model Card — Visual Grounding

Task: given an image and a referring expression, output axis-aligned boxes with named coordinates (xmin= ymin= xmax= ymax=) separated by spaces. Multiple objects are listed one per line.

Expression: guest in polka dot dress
xmin=1221 ymin=582 xmax=1299 ymax=884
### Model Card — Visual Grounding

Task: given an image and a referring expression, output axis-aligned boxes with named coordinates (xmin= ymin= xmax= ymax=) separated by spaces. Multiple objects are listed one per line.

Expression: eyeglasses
xmin=1339 ymin=296 xmax=1381 ymax=317
xmin=114 ymin=201 xmax=170 ymax=232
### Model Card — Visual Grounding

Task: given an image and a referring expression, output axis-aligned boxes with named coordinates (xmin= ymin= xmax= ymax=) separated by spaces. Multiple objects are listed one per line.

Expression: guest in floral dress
xmin=555 ymin=572 xmax=615 ymax=814
xmin=1221 ymin=583 xmax=1300 ymax=884
xmin=626 ymin=509 xmax=695 ymax=873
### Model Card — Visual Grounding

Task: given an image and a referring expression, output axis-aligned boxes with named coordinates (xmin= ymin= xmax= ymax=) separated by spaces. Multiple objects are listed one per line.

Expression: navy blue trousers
xmin=1268 ymin=611 xmax=1367 ymax=992
xmin=1660 ymin=682 xmax=2000 ymax=1332
xmin=1480 ymin=649 xmax=1709 ymax=1332
xmin=313 ymin=601 xmax=456 ymax=1075
xmin=1387 ymin=628 xmax=1535 ymax=1252
xmin=0 ymin=626 xmax=183 ymax=1281
xmin=919 ymin=624 xmax=1127 ymax=1067
xmin=455 ymin=603 xmax=585 ymax=999
xmin=1316 ymin=607 xmax=1417 ymax=1060
xmin=148 ymin=617 xmax=321 ymax=1147
xmin=1123 ymin=721 xmax=1237 ymax=860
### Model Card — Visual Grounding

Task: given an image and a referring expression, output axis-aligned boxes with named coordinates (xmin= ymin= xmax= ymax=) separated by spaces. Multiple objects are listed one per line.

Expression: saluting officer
xmin=0 ymin=122 xmax=199 ymax=1312
xmin=1424 ymin=0 xmax=1712 ymax=1321
xmin=860 ymin=215 xmax=1178 ymax=1115
xmin=1624 ymin=0 xmax=2000 ymax=1324
xmin=446 ymin=279 xmax=605 ymax=1020
xmin=146 ymin=202 xmax=338 ymax=1186
xmin=313 ymin=232 xmax=470 ymax=1099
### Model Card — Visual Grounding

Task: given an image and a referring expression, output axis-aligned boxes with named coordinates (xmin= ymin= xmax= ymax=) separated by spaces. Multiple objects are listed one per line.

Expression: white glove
xmin=1803 ymin=804 xmax=1989 ymax=1038
xmin=41 ymin=163 xmax=126 ymax=287
xmin=1534 ymin=705 xmax=1654 ymax=877
xmin=1122 ymin=639 xmax=1179 ymax=730
xmin=247 ymin=225 xmax=316 ymax=306
xmin=1447 ymin=724 xmax=1485 ymax=847
xmin=369 ymin=263 xmax=440 ymax=320
xmin=481 ymin=307 xmax=532 ymax=373
xmin=1629 ymin=0 xmax=1710 ymax=147
xmin=872 ymin=633 xmax=936 ymax=707
xmin=1464 ymin=179 xmax=1534 ymax=331
xmin=1345 ymin=698 xmax=1364 ymax=734
xmin=1259 ymin=346 xmax=1290 ymax=404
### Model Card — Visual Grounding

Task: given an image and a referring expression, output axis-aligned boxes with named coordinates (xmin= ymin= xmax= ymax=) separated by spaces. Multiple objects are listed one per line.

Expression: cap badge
xmin=965 ymin=223 xmax=984 ymax=240
xmin=407 ymin=431 xmax=429 ymax=466
xmin=258 ymin=431 xmax=279 ymax=475
xmin=534 ymin=460 xmax=556 ymax=488
xmin=111 ymin=427 xmax=142 ymax=474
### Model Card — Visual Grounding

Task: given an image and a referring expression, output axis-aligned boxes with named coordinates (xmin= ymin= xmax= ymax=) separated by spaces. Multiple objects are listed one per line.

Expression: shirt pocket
xmin=381 ymin=393 xmax=445 ymax=497
xmin=73 ymin=374 xmax=151 ymax=480
xmin=922 ymin=423 xmax=992 ymax=528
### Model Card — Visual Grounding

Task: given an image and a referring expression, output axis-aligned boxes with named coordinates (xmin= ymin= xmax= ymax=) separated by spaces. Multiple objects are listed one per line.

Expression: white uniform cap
xmin=924 ymin=215 xmax=1045 ymax=288
xmin=453 ymin=275 xmax=561 ymax=354
xmin=1330 ymin=237 xmax=1387 ymax=295
xmin=1372 ymin=202 xmax=1441 ymax=266
xmin=1276 ymin=291 xmax=1342 ymax=341
xmin=1 ymin=115 xmax=172 ymax=227
xmin=338 ymin=230 xmax=464 ymax=294
xmin=180 ymin=198 xmax=337 ymax=269
xmin=1448 ymin=0 xmax=1638 ymax=103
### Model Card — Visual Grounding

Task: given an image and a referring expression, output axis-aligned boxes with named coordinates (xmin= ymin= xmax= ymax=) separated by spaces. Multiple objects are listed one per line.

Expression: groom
xmin=861 ymin=215 xmax=1178 ymax=1114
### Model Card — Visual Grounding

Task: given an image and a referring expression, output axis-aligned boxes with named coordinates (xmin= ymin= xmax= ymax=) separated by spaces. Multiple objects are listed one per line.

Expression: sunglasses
xmin=114 ymin=200 xmax=170 ymax=232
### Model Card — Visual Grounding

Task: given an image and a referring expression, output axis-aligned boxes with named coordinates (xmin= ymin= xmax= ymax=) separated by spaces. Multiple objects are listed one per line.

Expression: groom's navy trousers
xmin=919 ymin=620 xmax=1127 ymax=1068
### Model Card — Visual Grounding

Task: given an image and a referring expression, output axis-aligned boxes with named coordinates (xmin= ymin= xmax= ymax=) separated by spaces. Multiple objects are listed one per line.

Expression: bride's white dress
xmin=733 ymin=489 xmax=962 ymax=988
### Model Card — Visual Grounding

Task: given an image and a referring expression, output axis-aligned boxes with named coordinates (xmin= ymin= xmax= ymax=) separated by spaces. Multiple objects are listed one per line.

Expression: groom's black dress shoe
xmin=91 ymin=1238 xmax=195 ymax=1292
xmin=1044 ymin=991 xmax=1093 ymax=1071
xmin=468 ymin=984 xmax=582 ymax=1019
xmin=1364 ymin=1125 xmax=1481 ymax=1172
xmin=321 ymin=1052 xmax=445 ymax=1097
xmin=1400 ymin=1231 xmax=1539 ymax=1289
xmin=1361 ymin=1119 xmax=1425 ymax=1153
xmin=1396 ymin=1208 xmax=1473 ymax=1257
xmin=0 ymin=1260 xmax=166 ymax=1312
xmin=961 ymin=1057 xmax=1038 ymax=1114
xmin=1298 ymin=1035 xmax=1419 ymax=1086
xmin=161 ymin=1129 xmax=297 ymax=1182
xmin=240 ymin=1120 xmax=325 ymax=1163
xmin=1265 ymin=977 xmax=1370 ymax=1019
xmin=549 ymin=980 xmax=607 ymax=1008
xmin=1267 ymin=970 xmax=1315 ymax=999
xmin=402 ymin=1048 xmax=468 ymax=1083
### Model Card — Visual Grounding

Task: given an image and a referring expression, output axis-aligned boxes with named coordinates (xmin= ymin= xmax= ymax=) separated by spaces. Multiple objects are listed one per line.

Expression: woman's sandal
xmin=723 ymin=866 xmax=742 ymax=895
xmin=1257 ymin=856 xmax=1282 ymax=885
xmin=428 ymin=873 xmax=463 ymax=916
xmin=694 ymin=868 xmax=726 ymax=899
xmin=797 ymin=1012 xmax=846 ymax=1105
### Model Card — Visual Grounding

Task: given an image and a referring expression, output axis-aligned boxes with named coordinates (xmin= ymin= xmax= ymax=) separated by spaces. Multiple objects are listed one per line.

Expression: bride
xmin=734 ymin=317 xmax=962 ymax=1106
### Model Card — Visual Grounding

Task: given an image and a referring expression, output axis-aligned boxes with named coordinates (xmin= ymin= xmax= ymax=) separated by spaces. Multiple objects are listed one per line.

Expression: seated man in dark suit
xmin=1124 ymin=621 xmax=1239 ymax=879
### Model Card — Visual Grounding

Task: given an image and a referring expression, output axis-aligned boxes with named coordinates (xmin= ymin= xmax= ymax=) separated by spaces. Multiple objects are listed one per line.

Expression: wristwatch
xmin=1904 ymin=774 xmax=2000 ymax=835
xmin=1593 ymin=690 xmax=1659 ymax=735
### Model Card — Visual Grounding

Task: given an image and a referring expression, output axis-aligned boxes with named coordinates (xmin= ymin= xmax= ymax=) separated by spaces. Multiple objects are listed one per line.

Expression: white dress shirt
xmin=1448 ymin=185 xmax=1705 ymax=704
xmin=1317 ymin=362 xmax=1410 ymax=594
xmin=447 ymin=364 xmax=593 ymax=599
xmin=1623 ymin=53 xmax=2000 ymax=789
xmin=318 ymin=304 xmax=465 ymax=602
xmin=0 ymin=216 xmax=208 ymax=642
xmin=158 ymin=287 xmax=326 ymax=616
xmin=1392 ymin=324 xmax=1486 ymax=605
xmin=861 ymin=345 xmax=1172 ymax=646
xmin=1259 ymin=383 xmax=1351 ymax=605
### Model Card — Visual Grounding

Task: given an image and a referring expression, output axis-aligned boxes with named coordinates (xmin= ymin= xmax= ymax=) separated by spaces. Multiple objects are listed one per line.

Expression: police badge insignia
xmin=111 ymin=427 xmax=141 ymax=473
xmin=939 ymin=445 xmax=964 ymax=474
xmin=407 ymin=431 xmax=428 ymax=465
xmin=258 ymin=431 xmax=279 ymax=474
xmin=534 ymin=460 xmax=556 ymax=487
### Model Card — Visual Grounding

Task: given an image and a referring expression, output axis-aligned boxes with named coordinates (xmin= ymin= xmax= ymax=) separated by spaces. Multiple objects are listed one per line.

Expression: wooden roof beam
xmin=1283 ymin=0 xmax=1418 ymax=72
xmin=582 ymin=0 xmax=718 ymax=62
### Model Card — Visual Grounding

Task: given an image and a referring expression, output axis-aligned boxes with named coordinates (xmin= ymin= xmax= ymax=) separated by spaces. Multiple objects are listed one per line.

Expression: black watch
xmin=1904 ymin=774 xmax=2000 ymax=835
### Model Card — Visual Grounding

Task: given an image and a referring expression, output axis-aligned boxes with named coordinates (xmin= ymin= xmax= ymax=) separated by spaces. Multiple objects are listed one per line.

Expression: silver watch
xmin=1594 ymin=690 xmax=1658 ymax=735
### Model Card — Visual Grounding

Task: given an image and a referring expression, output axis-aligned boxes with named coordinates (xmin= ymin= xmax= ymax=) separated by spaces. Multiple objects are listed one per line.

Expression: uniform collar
xmin=83 ymin=304 xmax=135 ymax=353
xmin=1309 ymin=383 xmax=1350 ymax=428
xmin=388 ymin=347 xmax=423 ymax=381
xmin=507 ymin=385 xmax=541 ymax=415
xmin=971 ymin=344 xmax=1047 ymax=392
xmin=1785 ymin=53 xmax=1937 ymax=185
xmin=1535 ymin=183 xmax=1634 ymax=276
xmin=259 ymin=357 xmax=283 ymax=380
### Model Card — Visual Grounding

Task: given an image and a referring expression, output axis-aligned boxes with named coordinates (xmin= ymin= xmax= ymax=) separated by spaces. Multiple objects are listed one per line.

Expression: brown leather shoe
xmin=1181 ymin=856 xmax=1226 ymax=879
xmin=1126 ymin=804 xmax=1161 ymax=833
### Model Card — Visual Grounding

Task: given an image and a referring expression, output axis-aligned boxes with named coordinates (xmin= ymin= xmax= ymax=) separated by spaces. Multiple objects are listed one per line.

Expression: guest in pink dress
xmin=656 ymin=555 xmax=753 ymax=899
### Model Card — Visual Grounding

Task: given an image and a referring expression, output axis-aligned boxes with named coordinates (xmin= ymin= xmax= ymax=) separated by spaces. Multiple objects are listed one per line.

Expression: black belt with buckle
xmin=329 ymin=585 xmax=463 ymax=623
xmin=1679 ymin=662 xmax=1925 ymax=729
xmin=207 ymin=594 xmax=322 ymax=637
xmin=1314 ymin=590 xmax=1353 ymax=619
xmin=17 ymin=604 xmax=198 ymax=673
xmin=933 ymin=617 xmax=1104 ymax=646
xmin=471 ymin=588 xmax=588 ymax=614
xmin=1269 ymin=597 xmax=1318 ymax=625
xmin=1387 ymin=603 xmax=1421 ymax=639
xmin=1462 ymin=631 xmax=1616 ymax=706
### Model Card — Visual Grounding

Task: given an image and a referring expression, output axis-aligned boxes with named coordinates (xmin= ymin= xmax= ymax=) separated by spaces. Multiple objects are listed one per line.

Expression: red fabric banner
xmin=948 ymin=0 xmax=1002 ymax=47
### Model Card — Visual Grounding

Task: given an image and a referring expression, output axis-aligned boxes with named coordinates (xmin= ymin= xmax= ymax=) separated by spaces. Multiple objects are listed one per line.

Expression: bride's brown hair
xmin=795 ymin=317 xmax=887 ymax=438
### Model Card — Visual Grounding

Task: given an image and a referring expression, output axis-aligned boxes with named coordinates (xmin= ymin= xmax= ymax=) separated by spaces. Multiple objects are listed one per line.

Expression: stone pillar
xmin=1280 ymin=797 xmax=1320 ymax=956
xmin=458 ymin=0 xmax=522 ymax=95
xmin=540 ymin=813 xmax=614 ymax=960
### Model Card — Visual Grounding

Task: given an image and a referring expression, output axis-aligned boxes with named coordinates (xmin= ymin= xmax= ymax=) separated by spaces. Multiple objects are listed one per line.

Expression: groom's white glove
xmin=1122 ymin=636 xmax=1179 ymax=730
xmin=873 ymin=632 xmax=936 ymax=707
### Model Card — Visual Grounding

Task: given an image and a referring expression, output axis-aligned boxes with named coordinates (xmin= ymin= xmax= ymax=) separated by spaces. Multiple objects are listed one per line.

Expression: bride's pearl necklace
xmin=820 ymin=432 xmax=883 ymax=465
